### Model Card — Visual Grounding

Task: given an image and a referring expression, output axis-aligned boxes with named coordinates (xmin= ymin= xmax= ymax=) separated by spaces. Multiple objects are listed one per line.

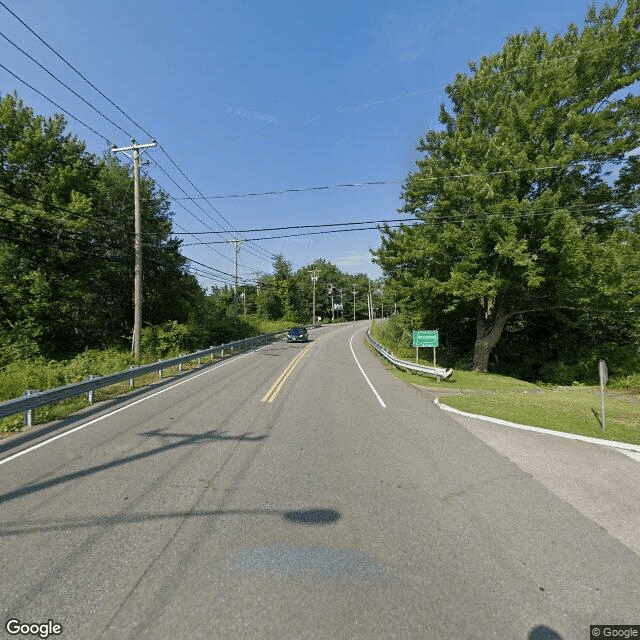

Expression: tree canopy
xmin=375 ymin=0 xmax=640 ymax=372
xmin=0 ymin=92 xmax=203 ymax=363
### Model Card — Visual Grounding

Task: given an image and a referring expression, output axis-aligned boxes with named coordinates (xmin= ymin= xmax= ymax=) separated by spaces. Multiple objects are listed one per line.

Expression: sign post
xmin=599 ymin=360 xmax=608 ymax=432
xmin=412 ymin=330 xmax=439 ymax=365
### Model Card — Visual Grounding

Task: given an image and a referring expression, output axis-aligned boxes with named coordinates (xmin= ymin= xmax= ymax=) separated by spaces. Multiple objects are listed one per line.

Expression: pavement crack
xmin=440 ymin=473 xmax=523 ymax=503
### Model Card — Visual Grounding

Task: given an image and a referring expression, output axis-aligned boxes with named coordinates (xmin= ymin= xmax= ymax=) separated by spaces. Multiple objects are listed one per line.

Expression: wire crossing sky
xmin=0 ymin=0 xmax=609 ymax=286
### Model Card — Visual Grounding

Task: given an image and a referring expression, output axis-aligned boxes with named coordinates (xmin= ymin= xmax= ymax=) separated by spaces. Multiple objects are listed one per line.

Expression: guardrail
xmin=0 ymin=330 xmax=290 ymax=426
xmin=366 ymin=329 xmax=453 ymax=381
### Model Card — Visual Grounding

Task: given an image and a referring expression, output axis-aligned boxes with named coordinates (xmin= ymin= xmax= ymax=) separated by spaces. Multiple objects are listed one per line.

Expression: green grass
xmin=0 ymin=327 xmax=282 ymax=437
xmin=0 ymin=355 xmax=214 ymax=436
xmin=368 ymin=320 xmax=640 ymax=446
xmin=243 ymin=315 xmax=293 ymax=335
xmin=442 ymin=390 xmax=640 ymax=445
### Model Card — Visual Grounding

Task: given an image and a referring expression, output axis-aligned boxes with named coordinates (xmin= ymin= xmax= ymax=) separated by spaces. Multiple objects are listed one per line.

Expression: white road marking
xmin=435 ymin=398 xmax=640 ymax=457
xmin=0 ymin=348 xmax=267 ymax=467
xmin=618 ymin=449 xmax=640 ymax=463
xmin=349 ymin=328 xmax=386 ymax=408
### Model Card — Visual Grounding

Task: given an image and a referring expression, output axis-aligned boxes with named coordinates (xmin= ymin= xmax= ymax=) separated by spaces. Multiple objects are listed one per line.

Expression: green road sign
xmin=413 ymin=330 xmax=438 ymax=347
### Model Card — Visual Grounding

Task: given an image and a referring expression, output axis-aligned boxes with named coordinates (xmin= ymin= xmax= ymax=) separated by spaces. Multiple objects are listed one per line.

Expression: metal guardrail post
xmin=366 ymin=330 xmax=453 ymax=380
xmin=23 ymin=390 xmax=34 ymax=427
xmin=0 ymin=329 xmax=289 ymax=424
xmin=179 ymin=357 xmax=183 ymax=373
xmin=88 ymin=375 xmax=95 ymax=405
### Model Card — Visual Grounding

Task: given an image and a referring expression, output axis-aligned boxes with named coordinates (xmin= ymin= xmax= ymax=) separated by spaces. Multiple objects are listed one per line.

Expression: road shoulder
xmin=422 ymin=390 xmax=640 ymax=557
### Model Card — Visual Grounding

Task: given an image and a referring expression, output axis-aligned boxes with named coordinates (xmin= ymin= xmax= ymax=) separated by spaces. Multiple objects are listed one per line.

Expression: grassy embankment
xmin=0 ymin=317 xmax=292 ymax=437
xmin=369 ymin=321 xmax=640 ymax=446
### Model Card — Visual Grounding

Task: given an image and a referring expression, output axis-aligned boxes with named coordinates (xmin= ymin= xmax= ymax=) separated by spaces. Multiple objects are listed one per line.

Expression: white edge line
xmin=350 ymin=329 xmax=386 ymax=408
xmin=434 ymin=397 xmax=640 ymax=454
xmin=0 ymin=348 xmax=267 ymax=467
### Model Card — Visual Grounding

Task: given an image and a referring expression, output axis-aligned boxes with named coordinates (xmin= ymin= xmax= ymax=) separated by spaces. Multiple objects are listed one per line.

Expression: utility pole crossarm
xmin=111 ymin=140 xmax=157 ymax=153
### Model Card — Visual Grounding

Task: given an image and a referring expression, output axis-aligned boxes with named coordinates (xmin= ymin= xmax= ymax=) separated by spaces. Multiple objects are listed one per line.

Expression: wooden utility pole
xmin=309 ymin=270 xmax=318 ymax=325
xmin=111 ymin=139 xmax=157 ymax=360
xmin=328 ymin=283 xmax=335 ymax=322
xmin=352 ymin=285 xmax=357 ymax=322
xmin=226 ymin=239 xmax=245 ymax=316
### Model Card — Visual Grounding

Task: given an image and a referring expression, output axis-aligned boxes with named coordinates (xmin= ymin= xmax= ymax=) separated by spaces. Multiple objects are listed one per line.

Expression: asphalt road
xmin=1 ymin=321 xmax=638 ymax=640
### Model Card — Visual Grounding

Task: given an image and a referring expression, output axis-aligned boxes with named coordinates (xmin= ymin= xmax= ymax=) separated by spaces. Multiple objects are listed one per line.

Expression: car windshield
xmin=289 ymin=328 xmax=305 ymax=334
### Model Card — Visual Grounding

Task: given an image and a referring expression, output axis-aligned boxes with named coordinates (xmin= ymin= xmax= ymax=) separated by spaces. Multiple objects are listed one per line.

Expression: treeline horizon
xmin=0 ymin=91 xmax=380 ymax=367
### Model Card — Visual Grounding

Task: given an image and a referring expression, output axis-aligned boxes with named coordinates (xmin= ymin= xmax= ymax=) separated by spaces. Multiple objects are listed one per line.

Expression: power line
xmin=178 ymin=180 xmax=402 ymax=200
xmin=177 ymin=166 xmax=578 ymax=201
xmin=0 ymin=62 xmax=112 ymax=145
xmin=0 ymin=185 xmax=169 ymax=243
xmin=0 ymin=0 xmax=153 ymax=139
xmin=0 ymin=28 xmax=134 ymax=140
xmin=153 ymin=148 xmax=285 ymax=265
xmin=181 ymin=224 xmax=403 ymax=245
xmin=146 ymin=161 xmax=282 ymax=268
xmin=172 ymin=200 xmax=632 ymax=238
xmin=172 ymin=218 xmax=414 ymax=235
xmin=0 ymin=2 xmax=280 ymax=270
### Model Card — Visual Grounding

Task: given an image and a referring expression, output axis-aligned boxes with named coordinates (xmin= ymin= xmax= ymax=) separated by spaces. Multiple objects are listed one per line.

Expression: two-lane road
xmin=1 ymin=322 xmax=639 ymax=639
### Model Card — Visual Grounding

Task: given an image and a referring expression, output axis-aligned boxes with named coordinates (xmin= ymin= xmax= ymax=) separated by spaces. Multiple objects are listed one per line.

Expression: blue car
xmin=286 ymin=327 xmax=308 ymax=343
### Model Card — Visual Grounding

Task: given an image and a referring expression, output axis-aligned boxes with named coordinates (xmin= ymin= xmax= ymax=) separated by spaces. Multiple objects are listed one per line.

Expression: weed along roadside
xmin=0 ymin=321 xmax=293 ymax=438
xmin=368 ymin=321 xmax=640 ymax=447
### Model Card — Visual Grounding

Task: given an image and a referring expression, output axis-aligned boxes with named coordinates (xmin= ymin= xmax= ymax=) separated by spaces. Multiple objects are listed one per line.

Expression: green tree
xmin=0 ymin=92 xmax=204 ymax=362
xmin=375 ymin=1 xmax=640 ymax=371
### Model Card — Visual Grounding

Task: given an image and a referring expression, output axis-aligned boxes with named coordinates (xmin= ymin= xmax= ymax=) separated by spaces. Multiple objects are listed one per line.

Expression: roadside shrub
xmin=0 ymin=349 xmax=135 ymax=401
xmin=140 ymin=322 xmax=203 ymax=359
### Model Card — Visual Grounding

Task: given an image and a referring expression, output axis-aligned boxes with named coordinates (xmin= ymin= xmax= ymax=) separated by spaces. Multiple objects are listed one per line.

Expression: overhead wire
xmin=4 ymin=1 xmax=633 ymax=281
xmin=140 ymin=165 xmax=261 ymax=278
xmin=181 ymin=224 xmax=406 ymax=245
xmin=0 ymin=28 xmax=134 ymax=140
xmin=0 ymin=0 xmax=153 ymax=139
xmin=0 ymin=62 xmax=112 ymax=145
xmin=171 ymin=217 xmax=415 ymax=234
xmin=151 ymin=147 xmax=288 ymax=265
xmin=0 ymin=2 xmax=276 ymax=276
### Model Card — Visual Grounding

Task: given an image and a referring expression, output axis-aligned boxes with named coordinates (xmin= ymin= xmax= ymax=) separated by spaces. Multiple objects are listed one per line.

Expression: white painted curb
xmin=434 ymin=397 xmax=640 ymax=454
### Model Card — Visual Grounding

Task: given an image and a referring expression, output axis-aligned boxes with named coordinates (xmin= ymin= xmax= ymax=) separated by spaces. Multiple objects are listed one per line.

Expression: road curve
xmin=1 ymin=321 xmax=638 ymax=640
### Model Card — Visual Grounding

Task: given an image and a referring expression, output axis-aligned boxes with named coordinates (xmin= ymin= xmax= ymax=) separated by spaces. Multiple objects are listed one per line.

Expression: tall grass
xmin=0 ymin=320 xmax=292 ymax=436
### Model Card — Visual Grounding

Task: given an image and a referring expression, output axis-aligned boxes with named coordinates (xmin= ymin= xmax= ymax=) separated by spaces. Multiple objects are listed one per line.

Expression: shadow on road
xmin=0 ymin=507 xmax=341 ymax=537
xmin=0 ymin=428 xmax=266 ymax=506
xmin=283 ymin=508 xmax=340 ymax=524
xmin=529 ymin=625 xmax=565 ymax=639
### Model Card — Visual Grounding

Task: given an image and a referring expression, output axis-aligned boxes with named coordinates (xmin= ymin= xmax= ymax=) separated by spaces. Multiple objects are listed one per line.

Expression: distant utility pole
xmin=352 ymin=285 xmax=357 ymax=322
xmin=309 ymin=270 xmax=318 ymax=325
xmin=327 ymin=283 xmax=335 ymax=322
xmin=254 ymin=271 xmax=261 ymax=313
xmin=339 ymin=288 xmax=344 ymax=321
xmin=111 ymin=138 xmax=157 ymax=360
xmin=226 ymin=239 xmax=245 ymax=316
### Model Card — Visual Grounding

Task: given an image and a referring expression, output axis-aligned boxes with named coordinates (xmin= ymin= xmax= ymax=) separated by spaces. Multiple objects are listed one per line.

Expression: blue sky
xmin=0 ymin=0 xmax=601 ymax=289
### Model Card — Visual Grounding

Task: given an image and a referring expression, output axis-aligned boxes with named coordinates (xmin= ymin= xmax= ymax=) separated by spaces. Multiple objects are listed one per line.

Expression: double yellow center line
xmin=261 ymin=340 xmax=316 ymax=403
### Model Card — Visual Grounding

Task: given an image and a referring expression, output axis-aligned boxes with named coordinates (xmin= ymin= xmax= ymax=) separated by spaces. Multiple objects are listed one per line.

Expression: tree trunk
xmin=472 ymin=298 xmax=509 ymax=372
